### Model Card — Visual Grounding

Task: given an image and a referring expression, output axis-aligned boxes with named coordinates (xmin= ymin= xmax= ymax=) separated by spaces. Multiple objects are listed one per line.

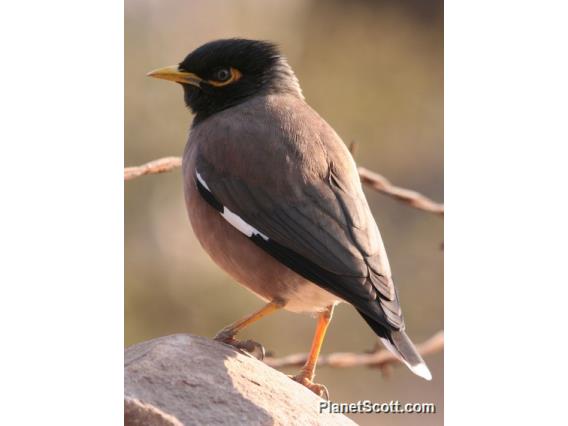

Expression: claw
xmin=239 ymin=339 xmax=266 ymax=360
xmin=214 ymin=334 xmax=266 ymax=361
xmin=290 ymin=374 xmax=330 ymax=400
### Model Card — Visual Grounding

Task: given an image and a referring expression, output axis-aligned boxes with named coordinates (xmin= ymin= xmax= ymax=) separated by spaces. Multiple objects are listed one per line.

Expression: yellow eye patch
xmin=207 ymin=68 xmax=242 ymax=87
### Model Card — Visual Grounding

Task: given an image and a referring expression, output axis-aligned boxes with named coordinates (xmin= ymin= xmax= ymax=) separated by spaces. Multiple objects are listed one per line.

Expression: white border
xmin=446 ymin=1 xmax=568 ymax=424
xmin=0 ymin=1 xmax=123 ymax=424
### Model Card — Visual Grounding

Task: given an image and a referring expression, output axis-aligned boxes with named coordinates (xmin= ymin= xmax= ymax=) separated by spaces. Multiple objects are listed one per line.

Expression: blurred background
xmin=125 ymin=1 xmax=443 ymax=424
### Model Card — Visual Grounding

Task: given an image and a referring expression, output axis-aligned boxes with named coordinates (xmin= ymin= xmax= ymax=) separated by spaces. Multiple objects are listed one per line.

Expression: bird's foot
xmin=214 ymin=333 xmax=266 ymax=360
xmin=290 ymin=374 xmax=330 ymax=400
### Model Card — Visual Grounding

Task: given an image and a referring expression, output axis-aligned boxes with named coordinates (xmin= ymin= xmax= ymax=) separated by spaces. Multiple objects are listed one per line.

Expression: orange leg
xmin=214 ymin=300 xmax=284 ymax=358
xmin=292 ymin=305 xmax=334 ymax=399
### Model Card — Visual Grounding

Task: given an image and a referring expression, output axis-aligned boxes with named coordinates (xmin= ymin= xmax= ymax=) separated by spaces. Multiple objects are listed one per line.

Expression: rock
xmin=125 ymin=334 xmax=356 ymax=426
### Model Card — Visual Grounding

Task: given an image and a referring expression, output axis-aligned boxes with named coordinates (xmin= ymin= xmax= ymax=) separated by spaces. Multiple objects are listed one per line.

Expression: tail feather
xmin=357 ymin=309 xmax=432 ymax=381
xmin=383 ymin=331 xmax=432 ymax=380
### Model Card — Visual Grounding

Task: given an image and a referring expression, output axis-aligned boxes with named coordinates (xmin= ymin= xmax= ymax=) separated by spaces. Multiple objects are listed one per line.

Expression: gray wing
xmin=192 ymin=99 xmax=404 ymax=330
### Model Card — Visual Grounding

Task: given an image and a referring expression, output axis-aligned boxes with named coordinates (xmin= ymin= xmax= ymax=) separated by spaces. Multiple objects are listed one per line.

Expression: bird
xmin=147 ymin=38 xmax=431 ymax=398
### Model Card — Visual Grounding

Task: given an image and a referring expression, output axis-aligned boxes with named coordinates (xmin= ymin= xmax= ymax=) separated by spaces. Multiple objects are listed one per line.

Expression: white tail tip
xmin=410 ymin=362 xmax=432 ymax=381
xmin=380 ymin=337 xmax=433 ymax=380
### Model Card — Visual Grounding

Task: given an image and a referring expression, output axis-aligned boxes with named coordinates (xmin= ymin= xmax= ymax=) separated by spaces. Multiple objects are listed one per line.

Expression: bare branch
xmin=124 ymin=157 xmax=182 ymax=181
xmin=124 ymin=156 xmax=443 ymax=216
xmin=358 ymin=167 xmax=444 ymax=216
xmin=264 ymin=330 xmax=443 ymax=373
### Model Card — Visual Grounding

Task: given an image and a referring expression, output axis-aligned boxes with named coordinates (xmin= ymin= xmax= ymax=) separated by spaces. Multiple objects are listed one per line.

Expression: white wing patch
xmin=222 ymin=207 xmax=269 ymax=240
xmin=196 ymin=170 xmax=269 ymax=241
xmin=196 ymin=171 xmax=211 ymax=191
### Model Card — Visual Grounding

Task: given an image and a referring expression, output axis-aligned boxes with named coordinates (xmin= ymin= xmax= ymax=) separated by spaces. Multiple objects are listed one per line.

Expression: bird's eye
xmin=215 ymin=68 xmax=231 ymax=82
xmin=207 ymin=67 xmax=242 ymax=87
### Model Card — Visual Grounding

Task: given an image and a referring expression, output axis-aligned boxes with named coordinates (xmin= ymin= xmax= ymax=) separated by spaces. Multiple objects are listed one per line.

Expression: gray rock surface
xmin=125 ymin=334 xmax=356 ymax=426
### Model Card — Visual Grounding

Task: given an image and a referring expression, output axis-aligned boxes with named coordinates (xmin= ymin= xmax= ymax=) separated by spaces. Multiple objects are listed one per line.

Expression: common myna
xmin=148 ymin=38 xmax=431 ymax=397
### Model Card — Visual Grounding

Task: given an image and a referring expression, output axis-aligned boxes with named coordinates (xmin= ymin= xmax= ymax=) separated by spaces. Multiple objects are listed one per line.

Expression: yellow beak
xmin=146 ymin=65 xmax=202 ymax=87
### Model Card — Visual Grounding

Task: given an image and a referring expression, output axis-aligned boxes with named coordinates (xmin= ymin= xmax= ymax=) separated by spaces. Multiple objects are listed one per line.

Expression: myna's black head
xmin=148 ymin=39 xmax=303 ymax=123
